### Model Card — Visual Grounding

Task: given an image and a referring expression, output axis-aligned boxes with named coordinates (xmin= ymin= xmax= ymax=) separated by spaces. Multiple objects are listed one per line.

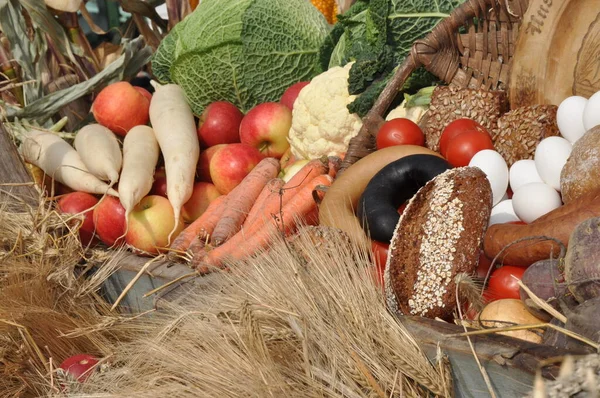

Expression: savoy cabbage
xmin=152 ymin=0 xmax=330 ymax=115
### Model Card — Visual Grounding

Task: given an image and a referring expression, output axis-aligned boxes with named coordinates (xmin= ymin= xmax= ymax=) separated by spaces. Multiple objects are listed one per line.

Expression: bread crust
xmin=384 ymin=167 xmax=493 ymax=320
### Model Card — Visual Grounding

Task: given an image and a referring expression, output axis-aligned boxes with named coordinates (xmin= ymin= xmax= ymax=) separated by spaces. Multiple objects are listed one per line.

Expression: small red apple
xmin=125 ymin=195 xmax=184 ymax=255
xmin=280 ymin=81 xmax=309 ymax=110
xmin=133 ymin=86 xmax=153 ymax=103
xmin=209 ymin=143 xmax=265 ymax=194
xmin=239 ymin=102 xmax=292 ymax=158
xmin=196 ymin=144 xmax=227 ymax=183
xmin=57 ymin=192 xmax=99 ymax=245
xmin=197 ymin=101 xmax=244 ymax=148
xmin=150 ymin=166 xmax=168 ymax=197
xmin=181 ymin=182 xmax=222 ymax=223
xmin=59 ymin=354 xmax=99 ymax=383
xmin=93 ymin=196 xmax=126 ymax=247
xmin=92 ymin=81 xmax=150 ymax=136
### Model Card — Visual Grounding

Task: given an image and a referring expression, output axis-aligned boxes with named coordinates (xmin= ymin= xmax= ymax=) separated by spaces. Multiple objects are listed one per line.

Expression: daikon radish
xmin=74 ymin=124 xmax=122 ymax=185
xmin=20 ymin=128 xmax=118 ymax=197
xmin=44 ymin=0 xmax=82 ymax=13
xmin=149 ymin=82 xmax=200 ymax=241
xmin=119 ymin=125 xmax=160 ymax=225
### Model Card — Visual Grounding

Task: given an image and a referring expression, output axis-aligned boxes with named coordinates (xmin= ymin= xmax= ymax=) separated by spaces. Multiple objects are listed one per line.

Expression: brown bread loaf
xmin=384 ymin=167 xmax=493 ymax=320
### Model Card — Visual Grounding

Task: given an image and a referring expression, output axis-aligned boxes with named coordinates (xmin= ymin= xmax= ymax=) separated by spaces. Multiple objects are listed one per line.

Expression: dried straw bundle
xmin=69 ymin=226 xmax=452 ymax=398
xmin=0 ymin=197 xmax=130 ymax=397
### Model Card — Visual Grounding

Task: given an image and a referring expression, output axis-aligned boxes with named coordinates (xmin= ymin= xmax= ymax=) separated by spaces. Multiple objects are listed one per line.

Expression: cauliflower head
xmin=288 ymin=62 xmax=363 ymax=159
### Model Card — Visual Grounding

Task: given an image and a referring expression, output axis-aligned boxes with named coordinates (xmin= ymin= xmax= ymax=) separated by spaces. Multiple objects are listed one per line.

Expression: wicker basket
xmin=340 ymin=0 xmax=530 ymax=172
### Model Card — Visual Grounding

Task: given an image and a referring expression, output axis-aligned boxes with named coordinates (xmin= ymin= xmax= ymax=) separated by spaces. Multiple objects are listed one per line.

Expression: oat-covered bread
xmin=492 ymin=105 xmax=560 ymax=167
xmin=560 ymin=126 xmax=600 ymax=204
xmin=384 ymin=167 xmax=492 ymax=320
xmin=423 ymin=85 xmax=508 ymax=152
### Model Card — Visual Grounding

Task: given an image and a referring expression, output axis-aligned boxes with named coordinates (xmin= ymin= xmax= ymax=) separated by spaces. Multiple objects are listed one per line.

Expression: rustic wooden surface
xmin=0 ymin=122 xmax=38 ymax=205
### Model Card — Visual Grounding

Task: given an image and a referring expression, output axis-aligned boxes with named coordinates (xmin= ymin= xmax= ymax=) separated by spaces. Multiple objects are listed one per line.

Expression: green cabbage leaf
xmin=152 ymin=0 xmax=330 ymax=115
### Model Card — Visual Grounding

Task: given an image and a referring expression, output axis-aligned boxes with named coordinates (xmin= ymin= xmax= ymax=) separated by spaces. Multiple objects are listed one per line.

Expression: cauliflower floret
xmin=386 ymin=102 xmax=427 ymax=124
xmin=288 ymin=62 xmax=363 ymax=160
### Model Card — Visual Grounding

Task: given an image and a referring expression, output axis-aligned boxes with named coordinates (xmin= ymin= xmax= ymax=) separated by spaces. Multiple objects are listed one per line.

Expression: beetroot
xmin=564 ymin=217 xmax=600 ymax=302
xmin=519 ymin=258 xmax=567 ymax=321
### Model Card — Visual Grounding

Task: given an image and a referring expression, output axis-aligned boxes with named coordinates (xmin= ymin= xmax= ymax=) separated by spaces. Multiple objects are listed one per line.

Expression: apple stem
xmin=259 ymin=142 xmax=270 ymax=154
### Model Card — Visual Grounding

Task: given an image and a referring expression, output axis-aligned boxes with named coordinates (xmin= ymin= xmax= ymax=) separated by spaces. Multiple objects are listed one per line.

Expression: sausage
xmin=319 ymin=145 xmax=442 ymax=246
xmin=483 ymin=190 xmax=600 ymax=266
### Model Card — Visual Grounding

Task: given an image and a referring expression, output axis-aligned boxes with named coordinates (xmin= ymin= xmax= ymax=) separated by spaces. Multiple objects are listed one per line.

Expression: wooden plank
xmin=0 ymin=122 xmax=38 ymax=206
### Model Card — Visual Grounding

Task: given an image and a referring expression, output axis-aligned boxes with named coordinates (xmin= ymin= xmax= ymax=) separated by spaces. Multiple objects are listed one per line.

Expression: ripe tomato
xmin=376 ymin=118 xmax=425 ymax=149
xmin=59 ymin=354 xmax=99 ymax=382
xmin=445 ymin=129 xmax=494 ymax=167
xmin=370 ymin=240 xmax=389 ymax=288
xmin=485 ymin=265 xmax=526 ymax=301
xmin=439 ymin=118 xmax=486 ymax=157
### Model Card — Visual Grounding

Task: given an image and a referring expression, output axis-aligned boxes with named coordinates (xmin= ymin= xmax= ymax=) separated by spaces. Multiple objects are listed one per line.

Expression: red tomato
xmin=507 ymin=220 xmax=527 ymax=225
xmin=59 ymin=354 xmax=99 ymax=382
xmin=398 ymin=202 xmax=407 ymax=216
xmin=376 ymin=118 xmax=425 ymax=149
xmin=485 ymin=265 xmax=526 ymax=301
xmin=445 ymin=129 xmax=495 ymax=167
xmin=439 ymin=118 xmax=485 ymax=157
xmin=476 ymin=251 xmax=493 ymax=279
xmin=370 ymin=240 xmax=389 ymax=288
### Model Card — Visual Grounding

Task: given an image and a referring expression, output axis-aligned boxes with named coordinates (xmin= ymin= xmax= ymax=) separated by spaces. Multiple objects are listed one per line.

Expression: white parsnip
xmin=149 ymin=82 xmax=200 ymax=241
xmin=74 ymin=124 xmax=122 ymax=185
xmin=20 ymin=128 xmax=118 ymax=197
xmin=119 ymin=125 xmax=160 ymax=224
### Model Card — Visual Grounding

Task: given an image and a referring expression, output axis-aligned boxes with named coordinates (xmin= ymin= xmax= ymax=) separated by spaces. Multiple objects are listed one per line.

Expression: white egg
xmin=468 ymin=149 xmax=509 ymax=206
xmin=583 ymin=91 xmax=600 ymax=131
xmin=489 ymin=199 xmax=520 ymax=226
xmin=509 ymin=159 xmax=544 ymax=192
xmin=534 ymin=137 xmax=572 ymax=191
xmin=557 ymin=96 xmax=587 ymax=143
xmin=512 ymin=182 xmax=562 ymax=223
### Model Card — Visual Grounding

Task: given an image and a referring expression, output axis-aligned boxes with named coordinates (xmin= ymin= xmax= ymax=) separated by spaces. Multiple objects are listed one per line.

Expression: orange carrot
xmin=242 ymin=157 xmax=328 ymax=230
xmin=242 ymin=177 xmax=285 ymax=229
xmin=194 ymin=174 xmax=334 ymax=273
xmin=210 ymin=157 xmax=281 ymax=246
xmin=169 ymin=195 xmax=228 ymax=255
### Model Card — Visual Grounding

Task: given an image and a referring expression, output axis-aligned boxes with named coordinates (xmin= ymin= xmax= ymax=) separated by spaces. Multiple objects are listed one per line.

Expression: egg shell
xmin=534 ymin=137 xmax=572 ymax=191
xmin=489 ymin=199 xmax=520 ymax=226
xmin=583 ymin=91 xmax=600 ymax=131
xmin=509 ymin=159 xmax=544 ymax=192
xmin=468 ymin=149 xmax=509 ymax=206
xmin=557 ymin=96 xmax=588 ymax=144
xmin=512 ymin=182 xmax=563 ymax=223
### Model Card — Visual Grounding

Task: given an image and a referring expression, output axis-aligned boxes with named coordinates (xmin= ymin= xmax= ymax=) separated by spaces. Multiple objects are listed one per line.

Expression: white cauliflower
xmin=386 ymin=102 xmax=427 ymax=124
xmin=288 ymin=62 xmax=363 ymax=159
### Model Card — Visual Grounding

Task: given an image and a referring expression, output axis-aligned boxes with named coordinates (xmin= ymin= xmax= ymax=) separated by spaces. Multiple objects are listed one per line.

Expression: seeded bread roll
xmin=384 ymin=167 xmax=493 ymax=320
xmin=492 ymin=105 xmax=560 ymax=167
xmin=560 ymin=126 xmax=600 ymax=204
xmin=423 ymin=86 xmax=508 ymax=152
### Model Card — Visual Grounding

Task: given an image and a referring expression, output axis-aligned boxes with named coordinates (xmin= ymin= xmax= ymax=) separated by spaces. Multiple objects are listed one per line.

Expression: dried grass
xmin=0 ymin=197 xmax=131 ymax=397
xmin=66 ymin=227 xmax=452 ymax=398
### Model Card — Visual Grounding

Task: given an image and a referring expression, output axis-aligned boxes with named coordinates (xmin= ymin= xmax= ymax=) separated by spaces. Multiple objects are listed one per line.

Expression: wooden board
xmin=509 ymin=0 xmax=600 ymax=108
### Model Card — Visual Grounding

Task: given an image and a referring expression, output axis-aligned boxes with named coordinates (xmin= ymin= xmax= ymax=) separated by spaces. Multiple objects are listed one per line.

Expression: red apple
xmin=181 ymin=182 xmax=222 ymax=223
xmin=239 ymin=102 xmax=292 ymax=158
xmin=197 ymin=101 xmax=244 ymax=147
xmin=59 ymin=354 xmax=99 ymax=383
xmin=93 ymin=196 xmax=126 ymax=247
xmin=196 ymin=144 xmax=227 ymax=183
xmin=150 ymin=166 xmax=168 ymax=197
xmin=57 ymin=192 xmax=99 ymax=245
xmin=92 ymin=81 xmax=150 ymax=136
xmin=209 ymin=143 xmax=264 ymax=194
xmin=133 ymin=86 xmax=153 ymax=103
xmin=125 ymin=195 xmax=184 ymax=255
xmin=280 ymin=81 xmax=309 ymax=110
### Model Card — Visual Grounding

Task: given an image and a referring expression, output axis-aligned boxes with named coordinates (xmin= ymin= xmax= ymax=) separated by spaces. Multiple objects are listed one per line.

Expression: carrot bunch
xmin=169 ymin=156 xmax=337 ymax=273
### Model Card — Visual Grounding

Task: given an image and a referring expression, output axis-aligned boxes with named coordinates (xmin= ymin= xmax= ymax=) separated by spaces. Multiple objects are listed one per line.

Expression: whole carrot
xmin=194 ymin=174 xmax=334 ymax=272
xmin=168 ymin=195 xmax=228 ymax=257
xmin=210 ymin=157 xmax=281 ymax=246
xmin=242 ymin=178 xmax=285 ymax=229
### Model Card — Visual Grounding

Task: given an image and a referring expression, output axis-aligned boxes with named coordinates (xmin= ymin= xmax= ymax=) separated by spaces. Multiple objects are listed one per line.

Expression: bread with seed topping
xmin=384 ymin=167 xmax=493 ymax=320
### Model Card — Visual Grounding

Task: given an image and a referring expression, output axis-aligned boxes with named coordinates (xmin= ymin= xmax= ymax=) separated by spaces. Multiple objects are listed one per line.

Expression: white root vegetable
xmin=119 ymin=125 xmax=160 ymax=226
xmin=74 ymin=124 xmax=122 ymax=185
xmin=44 ymin=0 xmax=82 ymax=13
xmin=20 ymin=128 xmax=118 ymax=197
xmin=149 ymin=82 xmax=200 ymax=241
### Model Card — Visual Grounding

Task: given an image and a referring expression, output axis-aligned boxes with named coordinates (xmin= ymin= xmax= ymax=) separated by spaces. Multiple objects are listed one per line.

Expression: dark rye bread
xmin=384 ymin=167 xmax=492 ymax=320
